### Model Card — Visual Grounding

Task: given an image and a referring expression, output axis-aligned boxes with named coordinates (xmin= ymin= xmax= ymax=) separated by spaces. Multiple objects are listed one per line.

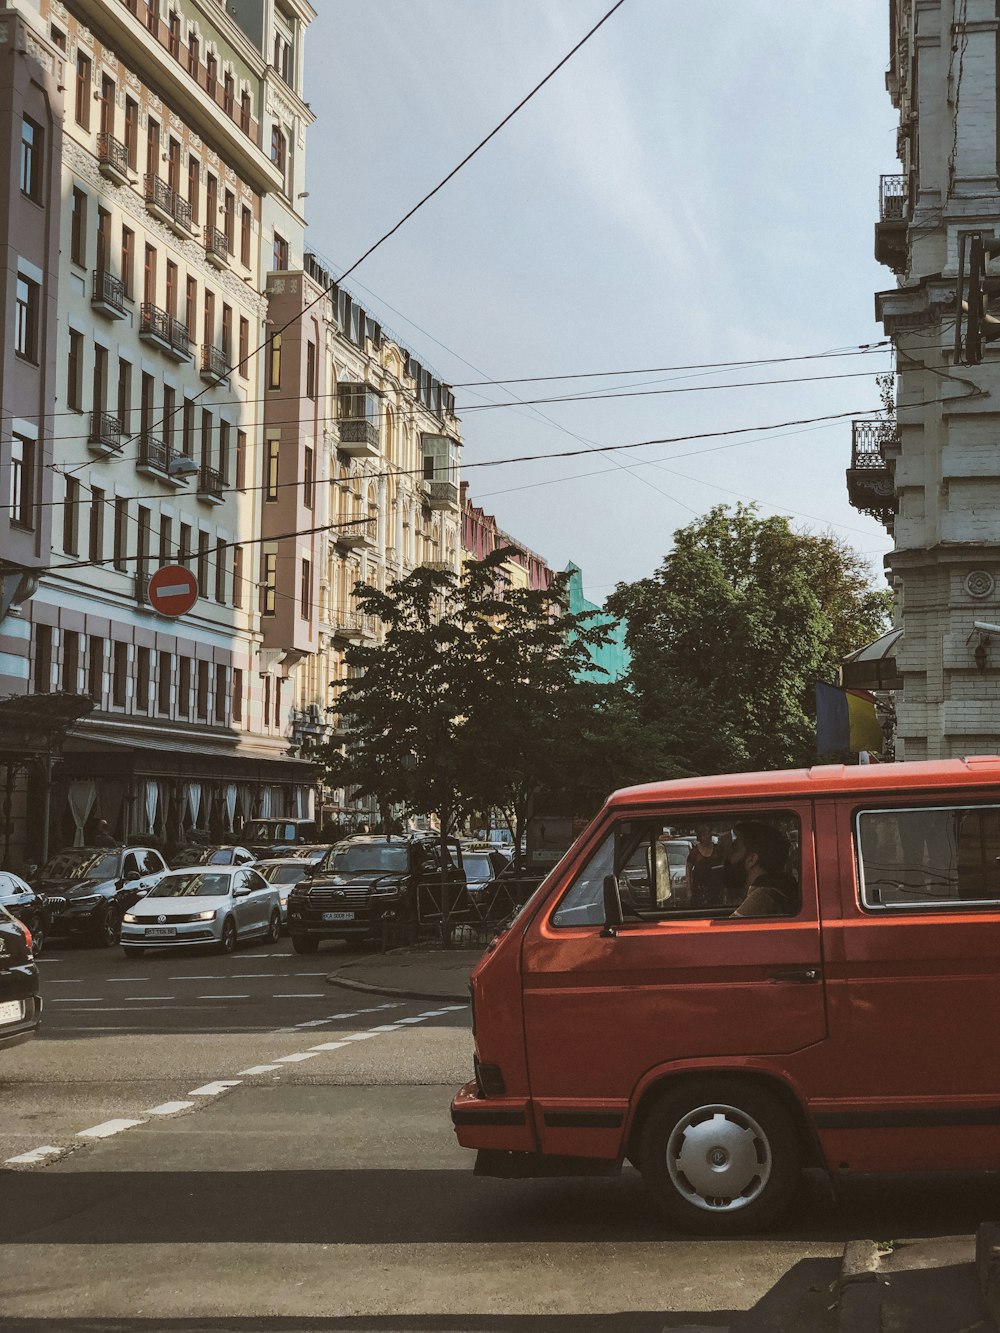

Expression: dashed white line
xmin=236 ymin=1063 xmax=283 ymax=1075
xmin=145 ymin=1100 xmax=196 ymax=1115
xmin=188 ymin=1080 xmax=242 ymax=1097
xmin=77 ymin=1119 xmax=144 ymax=1139
xmin=125 ymin=996 xmax=175 ymax=1001
xmin=308 ymin=1040 xmax=349 ymax=1052
xmin=274 ymin=993 xmax=325 ymax=998
xmin=107 ymin=978 xmax=148 ymax=983
xmin=49 ymin=997 xmax=103 ymax=1003
xmin=273 ymin=1052 xmax=320 ymax=1064
xmin=46 ymin=979 xmax=84 ymax=985
xmin=198 ymin=994 xmax=250 ymax=1000
xmin=5 ymin=1145 xmax=61 ymax=1165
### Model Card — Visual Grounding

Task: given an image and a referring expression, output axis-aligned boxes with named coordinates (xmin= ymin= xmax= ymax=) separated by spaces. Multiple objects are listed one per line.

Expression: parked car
xmin=0 ymin=870 xmax=51 ymax=956
xmin=461 ymin=847 xmax=513 ymax=919
xmin=266 ymin=844 xmax=338 ymax=865
xmin=0 ymin=902 xmax=41 ymax=1050
xmin=33 ymin=846 xmax=169 ymax=947
xmin=238 ymin=819 xmax=319 ymax=856
xmin=171 ymin=845 xmax=257 ymax=870
xmin=286 ymin=835 xmax=466 ymax=953
xmin=120 ymin=866 xmax=281 ymax=956
xmin=256 ymin=858 xmax=316 ymax=926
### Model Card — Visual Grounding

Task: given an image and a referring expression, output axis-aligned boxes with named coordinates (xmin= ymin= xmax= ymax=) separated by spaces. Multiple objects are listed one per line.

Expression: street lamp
xmin=167 ymin=455 xmax=199 ymax=480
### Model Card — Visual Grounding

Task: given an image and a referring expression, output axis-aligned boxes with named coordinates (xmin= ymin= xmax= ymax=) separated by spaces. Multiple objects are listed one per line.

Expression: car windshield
xmin=242 ymin=821 xmax=295 ymax=843
xmin=328 ymin=844 xmax=408 ymax=873
xmin=186 ymin=848 xmax=232 ymax=865
xmin=39 ymin=851 xmax=118 ymax=881
xmin=262 ymin=864 xmax=310 ymax=884
xmin=146 ymin=873 xmax=233 ymax=898
xmin=464 ymin=854 xmax=494 ymax=880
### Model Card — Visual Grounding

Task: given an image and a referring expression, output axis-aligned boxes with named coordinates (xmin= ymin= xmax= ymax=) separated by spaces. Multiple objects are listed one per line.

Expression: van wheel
xmin=637 ymin=1078 xmax=801 ymax=1235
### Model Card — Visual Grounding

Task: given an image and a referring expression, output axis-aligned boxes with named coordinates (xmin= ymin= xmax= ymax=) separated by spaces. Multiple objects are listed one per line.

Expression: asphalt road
xmin=3 ymin=940 xmax=999 ymax=1331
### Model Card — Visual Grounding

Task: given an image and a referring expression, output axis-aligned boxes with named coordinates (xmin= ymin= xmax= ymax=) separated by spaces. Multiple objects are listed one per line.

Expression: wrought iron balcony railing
xmin=337 ymin=418 xmax=380 ymax=454
xmin=200 ymin=343 xmax=229 ymax=381
xmin=91 ymin=268 xmax=127 ymax=317
xmin=847 ymin=418 xmax=897 ymax=529
xmin=138 ymin=432 xmax=171 ymax=474
xmin=204 ymin=226 xmax=230 ymax=266
xmin=879 ymin=174 xmax=908 ymax=222
xmin=88 ymin=411 xmax=123 ymax=453
xmin=97 ymin=133 xmax=130 ymax=182
xmin=139 ymin=304 xmax=192 ymax=360
xmin=198 ymin=464 xmax=225 ymax=501
xmin=144 ymin=174 xmax=193 ymax=232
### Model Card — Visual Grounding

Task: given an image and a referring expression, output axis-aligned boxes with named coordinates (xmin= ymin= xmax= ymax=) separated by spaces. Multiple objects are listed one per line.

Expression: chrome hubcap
xmin=666 ymin=1103 xmax=771 ymax=1213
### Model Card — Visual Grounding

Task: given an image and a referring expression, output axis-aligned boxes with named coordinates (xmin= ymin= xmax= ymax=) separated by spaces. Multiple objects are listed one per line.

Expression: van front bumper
xmin=450 ymin=1080 xmax=536 ymax=1151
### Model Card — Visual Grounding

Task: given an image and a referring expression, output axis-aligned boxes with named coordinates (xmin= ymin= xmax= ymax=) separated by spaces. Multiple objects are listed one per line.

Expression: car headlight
xmin=375 ymin=882 xmax=402 ymax=895
xmin=122 ymin=912 xmax=138 ymax=924
xmin=196 ymin=909 xmax=217 ymax=921
xmin=72 ymin=895 xmax=100 ymax=906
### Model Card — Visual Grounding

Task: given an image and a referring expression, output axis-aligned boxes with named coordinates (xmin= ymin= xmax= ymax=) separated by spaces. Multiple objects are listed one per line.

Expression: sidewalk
xmin=326 ymin=943 xmax=481 ymax=1002
xmin=835 ymin=1231 xmax=998 ymax=1331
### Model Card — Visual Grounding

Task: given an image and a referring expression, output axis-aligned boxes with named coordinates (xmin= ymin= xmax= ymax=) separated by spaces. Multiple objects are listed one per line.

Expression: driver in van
xmin=726 ymin=821 xmax=799 ymax=917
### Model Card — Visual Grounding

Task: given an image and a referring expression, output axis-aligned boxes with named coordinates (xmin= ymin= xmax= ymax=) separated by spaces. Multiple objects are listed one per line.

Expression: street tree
xmin=606 ymin=504 xmax=892 ymax=773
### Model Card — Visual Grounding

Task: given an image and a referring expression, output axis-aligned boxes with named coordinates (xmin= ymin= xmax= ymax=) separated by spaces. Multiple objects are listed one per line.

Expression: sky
xmin=303 ymin=1 xmax=899 ymax=606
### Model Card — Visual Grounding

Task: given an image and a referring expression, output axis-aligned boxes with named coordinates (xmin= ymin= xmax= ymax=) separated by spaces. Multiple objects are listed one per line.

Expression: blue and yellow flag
xmin=815 ymin=681 xmax=883 ymax=755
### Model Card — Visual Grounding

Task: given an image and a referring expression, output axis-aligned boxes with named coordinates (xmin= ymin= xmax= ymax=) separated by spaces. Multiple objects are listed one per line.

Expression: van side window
xmin=857 ymin=804 xmax=1000 ymax=910
xmin=552 ymin=812 xmax=801 ymax=927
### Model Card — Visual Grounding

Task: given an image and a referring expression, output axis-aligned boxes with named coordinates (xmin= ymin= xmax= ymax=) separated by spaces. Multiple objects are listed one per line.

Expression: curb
xmin=977 ymin=1222 xmax=1000 ymax=1329
xmin=835 ymin=1240 xmax=883 ymax=1333
xmin=325 ymin=968 xmax=469 ymax=1004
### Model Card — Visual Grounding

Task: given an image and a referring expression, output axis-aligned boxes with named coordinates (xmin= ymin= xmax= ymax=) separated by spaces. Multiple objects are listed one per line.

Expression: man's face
xmin=727 ymin=833 xmax=759 ymax=886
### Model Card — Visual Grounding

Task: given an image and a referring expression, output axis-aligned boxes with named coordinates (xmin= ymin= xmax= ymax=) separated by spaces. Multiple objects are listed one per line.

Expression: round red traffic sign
xmin=147 ymin=564 xmax=198 ymax=617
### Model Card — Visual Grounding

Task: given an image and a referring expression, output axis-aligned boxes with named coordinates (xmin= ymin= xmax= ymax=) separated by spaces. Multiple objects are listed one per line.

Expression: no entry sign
xmin=147 ymin=564 xmax=198 ymax=617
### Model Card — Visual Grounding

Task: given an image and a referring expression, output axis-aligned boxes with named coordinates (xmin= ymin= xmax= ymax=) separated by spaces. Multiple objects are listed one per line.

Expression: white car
xmin=256 ymin=857 xmax=316 ymax=926
xmin=120 ymin=866 xmax=281 ymax=956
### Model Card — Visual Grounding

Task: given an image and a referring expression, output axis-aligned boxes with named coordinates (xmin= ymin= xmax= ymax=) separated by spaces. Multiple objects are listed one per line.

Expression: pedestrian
xmin=92 ymin=819 xmax=116 ymax=848
xmin=686 ymin=823 xmax=724 ymax=909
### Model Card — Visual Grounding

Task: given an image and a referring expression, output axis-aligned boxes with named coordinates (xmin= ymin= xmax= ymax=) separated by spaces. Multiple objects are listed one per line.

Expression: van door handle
xmin=767 ymin=968 xmax=821 ymax=984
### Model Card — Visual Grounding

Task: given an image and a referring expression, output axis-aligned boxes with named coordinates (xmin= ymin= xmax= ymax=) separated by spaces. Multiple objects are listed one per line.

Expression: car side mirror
xmin=601 ymin=875 xmax=623 ymax=937
xmin=123 ymin=869 xmax=141 ymax=883
xmin=234 ymin=886 xmax=251 ymax=897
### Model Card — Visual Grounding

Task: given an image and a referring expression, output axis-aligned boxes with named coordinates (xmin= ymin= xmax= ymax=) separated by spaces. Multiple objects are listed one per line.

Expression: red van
xmin=451 ymin=758 xmax=1000 ymax=1233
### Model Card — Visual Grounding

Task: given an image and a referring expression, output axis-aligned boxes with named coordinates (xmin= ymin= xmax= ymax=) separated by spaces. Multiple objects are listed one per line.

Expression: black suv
xmin=286 ymin=835 xmax=466 ymax=953
xmin=33 ymin=846 xmax=168 ymax=947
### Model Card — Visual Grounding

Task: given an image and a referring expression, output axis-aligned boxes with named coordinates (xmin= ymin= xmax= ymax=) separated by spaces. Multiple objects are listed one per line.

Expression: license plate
xmin=322 ymin=912 xmax=354 ymax=922
xmin=145 ymin=926 xmax=177 ymax=937
xmin=0 ymin=999 xmax=25 ymax=1025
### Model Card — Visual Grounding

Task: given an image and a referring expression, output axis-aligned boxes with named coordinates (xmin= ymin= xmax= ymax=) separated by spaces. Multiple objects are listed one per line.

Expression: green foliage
xmin=606 ymin=504 xmax=892 ymax=773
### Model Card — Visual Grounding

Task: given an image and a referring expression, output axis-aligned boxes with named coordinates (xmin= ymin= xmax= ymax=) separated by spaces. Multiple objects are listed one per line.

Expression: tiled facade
xmin=855 ymin=0 xmax=1000 ymax=757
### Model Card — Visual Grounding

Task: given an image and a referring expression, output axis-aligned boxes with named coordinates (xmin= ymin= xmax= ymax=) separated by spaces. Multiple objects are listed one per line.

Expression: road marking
xmin=394 ymin=1016 xmax=429 ymax=1024
xmin=342 ymin=1032 xmax=379 ymax=1041
xmin=369 ymin=1023 xmax=404 ymax=1032
xmin=77 ymin=1119 xmax=144 ymax=1139
xmin=308 ymin=1040 xmax=349 ymax=1052
xmin=198 ymin=994 xmax=250 ymax=999
xmin=5 ymin=1146 xmax=61 ymax=1165
xmin=233 ymin=973 xmax=287 ymax=978
xmin=33 ymin=958 xmax=64 ymax=964
xmin=236 ymin=1064 xmax=283 ymax=1075
xmin=273 ymin=992 xmax=326 ymax=998
xmin=46 ymin=979 xmax=85 ymax=984
xmin=188 ymin=1081 xmax=242 ymax=1096
xmin=124 ymin=996 xmax=175 ymax=1001
xmin=273 ymin=1052 xmax=320 ymax=1063
xmin=49 ymin=997 xmax=103 ymax=1003
xmin=170 ymin=975 xmax=224 ymax=980
xmin=145 ymin=1100 xmax=196 ymax=1115
xmin=107 ymin=978 xmax=148 ymax=982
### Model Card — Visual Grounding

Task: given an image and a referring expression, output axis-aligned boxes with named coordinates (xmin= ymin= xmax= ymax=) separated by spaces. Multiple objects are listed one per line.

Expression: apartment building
xmin=0 ymin=0 xmax=316 ymax=866
xmin=274 ymin=254 xmax=464 ymax=825
xmin=849 ymin=0 xmax=1000 ymax=757
xmin=461 ymin=482 xmax=552 ymax=593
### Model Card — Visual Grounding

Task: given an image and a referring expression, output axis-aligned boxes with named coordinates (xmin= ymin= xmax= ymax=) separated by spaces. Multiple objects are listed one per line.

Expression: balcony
xmin=200 ymin=342 xmax=230 ymax=385
xmin=91 ymin=269 xmax=129 ymax=320
xmin=875 ymin=173 xmax=909 ymax=274
xmin=139 ymin=303 xmax=192 ymax=361
xmin=335 ymin=516 xmax=377 ymax=551
xmin=330 ymin=609 xmax=363 ymax=640
xmin=846 ymin=418 xmax=897 ymax=530
xmin=197 ymin=464 xmax=226 ymax=505
xmin=143 ymin=174 xmax=193 ymax=237
xmin=337 ymin=418 xmax=380 ymax=459
xmin=88 ymin=411 xmax=123 ymax=457
xmin=422 ymin=478 xmax=460 ymax=510
xmin=97 ymin=133 xmax=131 ymax=187
xmin=135 ymin=571 xmax=152 ymax=606
xmin=137 ymin=433 xmax=188 ymax=485
xmin=204 ymin=226 xmax=230 ymax=269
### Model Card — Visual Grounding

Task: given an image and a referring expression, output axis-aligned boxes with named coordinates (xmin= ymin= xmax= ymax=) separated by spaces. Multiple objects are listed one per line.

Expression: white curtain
xmin=184 ymin=782 xmax=202 ymax=829
xmin=144 ymin=780 xmax=159 ymax=835
xmin=294 ymin=787 xmax=305 ymax=819
xmin=259 ymin=786 xmax=272 ymax=818
xmin=201 ymin=786 xmax=213 ymax=831
xmin=68 ymin=780 xmax=97 ymax=846
xmin=224 ymin=784 xmax=238 ymax=832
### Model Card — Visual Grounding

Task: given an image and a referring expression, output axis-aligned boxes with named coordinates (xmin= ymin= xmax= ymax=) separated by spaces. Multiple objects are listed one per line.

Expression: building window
xmin=124 ymin=98 xmax=139 ymax=170
xmin=206 ymin=53 xmax=218 ymax=99
xmin=215 ymin=538 xmax=227 ymax=602
xmin=14 ymin=275 xmax=38 ymax=361
xmin=200 ymin=408 xmax=213 ymax=468
xmin=265 ymin=438 xmax=279 ymax=500
xmin=240 ymin=90 xmax=252 ymax=134
xmin=93 ymin=344 xmax=108 ymax=416
xmin=261 ymin=550 xmax=277 ymax=615
xmin=263 ymin=674 xmax=271 ymax=726
xmin=233 ymin=667 xmax=243 ymax=723
xmin=145 ymin=0 xmax=158 ymax=35
xmin=63 ymin=475 xmax=80 ymax=554
xmin=300 ymin=559 xmax=311 ymax=619
xmin=20 ymin=117 xmax=41 ymax=201
xmin=270 ymin=127 xmax=286 ymax=187
xmin=137 ymin=505 xmax=151 ymax=577
xmin=112 ymin=641 xmax=128 ymax=707
xmin=223 ymin=191 xmax=235 ymax=251
xmin=179 ymin=521 xmax=192 ymax=569
xmin=33 ymin=625 xmax=52 ymax=694
xmin=88 ymin=636 xmax=104 ymax=705
xmin=206 ymin=171 xmax=218 ymax=226
xmin=162 ymin=384 xmax=175 ymax=451
xmin=99 ymin=74 xmax=115 ymax=138
xmin=67 ymin=329 xmax=84 ymax=411
xmin=185 ymin=275 xmax=197 ymax=339
xmin=303 ymin=446 xmax=314 ymax=507
xmin=183 ymin=397 xmax=194 ymax=458
xmin=168 ymin=10 xmax=181 ymax=57
xmin=272 ymin=231 xmax=288 ymax=272
xmin=214 ymin=664 xmax=228 ymax=721
xmin=196 ymin=660 xmax=210 ymax=719
xmin=121 ymin=226 xmax=134 ymax=297
xmin=158 ymin=514 xmax=173 ymax=566
xmin=219 ymin=419 xmax=230 ymax=482
xmin=223 ymin=72 xmax=234 ymax=117
xmin=221 ymin=304 xmax=232 ymax=359
xmin=165 ymin=260 xmax=178 ymax=318
xmin=9 ymin=434 xmax=34 ymax=529
xmin=62 ymin=631 xmax=80 ymax=693
xmin=273 ymin=28 xmax=291 ymax=83
xmin=117 ymin=359 xmax=132 ymax=435
xmin=50 ymin=25 xmax=66 ymax=51
xmin=268 ymin=334 xmax=281 ymax=388
xmin=187 ymin=29 xmax=199 ymax=76
xmin=240 ymin=205 xmax=252 ymax=267
xmin=233 ymin=545 xmax=244 ymax=608
xmin=136 ymin=646 xmax=150 ymax=712
xmin=203 ymin=288 xmax=215 ymax=350
xmin=157 ymin=651 xmax=171 ymax=714
xmin=177 ymin=657 xmax=191 ymax=717
xmin=113 ymin=497 xmax=129 ymax=572
xmin=144 ymin=243 xmax=156 ymax=305
xmin=70 ymin=187 xmax=87 ymax=266
xmin=96 ymin=206 xmax=111 ymax=274
xmin=75 ymin=52 xmax=91 ymax=130
xmin=306 ymin=341 xmax=316 ymax=399
xmin=236 ymin=429 xmax=247 ymax=490
xmin=188 ymin=154 xmax=200 ymax=224
xmin=238 ymin=317 xmax=249 ymax=375
xmin=89 ymin=486 xmax=105 ymax=563
xmin=146 ymin=115 xmax=160 ymax=182
xmin=197 ymin=530 xmax=210 ymax=596
xmin=167 ymin=136 xmax=180 ymax=192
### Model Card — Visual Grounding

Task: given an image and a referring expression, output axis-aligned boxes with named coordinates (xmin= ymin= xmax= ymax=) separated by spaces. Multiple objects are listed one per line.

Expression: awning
xmin=0 ymin=691 xmax=94 ymax=761
xmin=58 ymin=724 xmax=318 ymax=784
xmin=841 ymin=628 xmax=903 ymax=691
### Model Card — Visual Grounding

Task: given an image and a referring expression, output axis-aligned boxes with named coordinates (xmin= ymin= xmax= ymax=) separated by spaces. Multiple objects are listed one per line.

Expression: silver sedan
xmin=120 ymin=867 xmax=281 ymax=956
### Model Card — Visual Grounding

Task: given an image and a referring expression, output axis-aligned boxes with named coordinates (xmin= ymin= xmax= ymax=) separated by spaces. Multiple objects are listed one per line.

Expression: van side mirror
xmin=601 ymin=875 xmax=623 ymax=937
